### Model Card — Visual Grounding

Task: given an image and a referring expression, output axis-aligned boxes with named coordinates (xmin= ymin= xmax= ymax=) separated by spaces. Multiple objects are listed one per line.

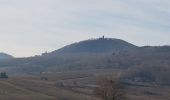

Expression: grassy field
xmin=0 ymin=69 xmax=170 ymax=100
xmin=0 ymin=80 xmax=56 ymax=100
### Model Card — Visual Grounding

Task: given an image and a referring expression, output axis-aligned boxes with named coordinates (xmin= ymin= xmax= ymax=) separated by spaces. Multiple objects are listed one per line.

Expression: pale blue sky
xmin=0 ymin=0 xmax=170 ymax=57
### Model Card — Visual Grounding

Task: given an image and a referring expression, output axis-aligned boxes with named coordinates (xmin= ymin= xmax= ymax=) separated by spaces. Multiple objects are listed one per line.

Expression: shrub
xmin=0 ymin=72 xmax=8 ymax=78
xmin=94 ymin=77 xmax=125 ymax=100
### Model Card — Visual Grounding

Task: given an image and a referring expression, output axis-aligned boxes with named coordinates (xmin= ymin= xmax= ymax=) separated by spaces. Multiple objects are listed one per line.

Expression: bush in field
xmin=0 ymin=72 xmax=8 ymax=78
xmin=94 ymin=77 xmax=125 ymax=100
xmin=55 ymin=82 xmax=64 ymax=87
xmin=41 ymin=77 xmax=48 ymax=80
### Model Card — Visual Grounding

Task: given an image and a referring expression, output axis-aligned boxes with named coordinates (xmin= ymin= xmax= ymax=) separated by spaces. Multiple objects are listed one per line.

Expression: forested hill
xmin=0 ymin=37 xmax=170 ymax=85
xmin=49 ymin=38 xmax=138 ymax=55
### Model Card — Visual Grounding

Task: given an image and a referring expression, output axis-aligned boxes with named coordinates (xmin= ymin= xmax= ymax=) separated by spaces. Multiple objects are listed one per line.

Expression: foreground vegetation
xmin=0 ymin=69 xmax=170 ymax=100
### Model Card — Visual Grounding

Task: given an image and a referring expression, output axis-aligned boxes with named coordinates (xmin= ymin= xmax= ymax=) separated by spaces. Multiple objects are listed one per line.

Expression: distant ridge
xmin=0 ymin=52 xmax=13 ymax=59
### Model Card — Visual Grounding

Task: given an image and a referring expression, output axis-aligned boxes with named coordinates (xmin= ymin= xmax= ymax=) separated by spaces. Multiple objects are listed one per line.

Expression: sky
xmin=0 ymin=0 xmax=170 ymax=57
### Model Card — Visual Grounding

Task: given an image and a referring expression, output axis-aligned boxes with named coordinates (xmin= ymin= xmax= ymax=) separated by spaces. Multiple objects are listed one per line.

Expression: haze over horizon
xmin=0 ymin=0 xmax=170 ymax=57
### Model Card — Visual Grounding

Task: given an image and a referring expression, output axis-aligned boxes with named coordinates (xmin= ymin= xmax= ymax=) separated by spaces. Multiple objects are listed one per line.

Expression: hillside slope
xmin=0 ymin=53 xmax=13 ymax=60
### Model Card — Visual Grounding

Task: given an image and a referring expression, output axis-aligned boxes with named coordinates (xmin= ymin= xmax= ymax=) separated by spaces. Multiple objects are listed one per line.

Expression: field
xmin=0 ymin=69 xmax=170 ymax=100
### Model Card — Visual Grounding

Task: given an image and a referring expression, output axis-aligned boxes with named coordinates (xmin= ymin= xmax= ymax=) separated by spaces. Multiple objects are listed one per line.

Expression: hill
xmin=0 ymin=38 xmax=170 ymax=86
xmin=0 ymin=38 xmax=138 ymax=73
xmin=50 ymin=37 xmax=138 ymax=55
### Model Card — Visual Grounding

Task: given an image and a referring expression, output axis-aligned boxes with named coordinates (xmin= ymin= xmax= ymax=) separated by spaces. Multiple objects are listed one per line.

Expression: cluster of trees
xmin=123 ymin=61 xmax=170 ymax=85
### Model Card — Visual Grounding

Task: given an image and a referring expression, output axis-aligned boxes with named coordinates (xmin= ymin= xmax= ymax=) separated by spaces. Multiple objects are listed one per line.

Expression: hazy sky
xmin=0 ymin=0 xmax=170 ymax=57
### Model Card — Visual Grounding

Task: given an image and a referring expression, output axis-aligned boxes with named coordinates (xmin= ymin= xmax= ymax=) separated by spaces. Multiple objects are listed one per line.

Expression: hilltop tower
xmin=102 ymin=35 xmax=104 ymax=39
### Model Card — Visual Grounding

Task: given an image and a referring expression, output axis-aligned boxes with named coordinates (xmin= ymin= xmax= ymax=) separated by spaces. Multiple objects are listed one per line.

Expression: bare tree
xmin=94 ymin=77 xmax=125 ymax=100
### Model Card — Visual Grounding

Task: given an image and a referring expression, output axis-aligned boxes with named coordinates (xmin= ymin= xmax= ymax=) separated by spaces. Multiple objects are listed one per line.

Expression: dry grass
xmin=0 ymin=69 xmax=170 ymax=100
